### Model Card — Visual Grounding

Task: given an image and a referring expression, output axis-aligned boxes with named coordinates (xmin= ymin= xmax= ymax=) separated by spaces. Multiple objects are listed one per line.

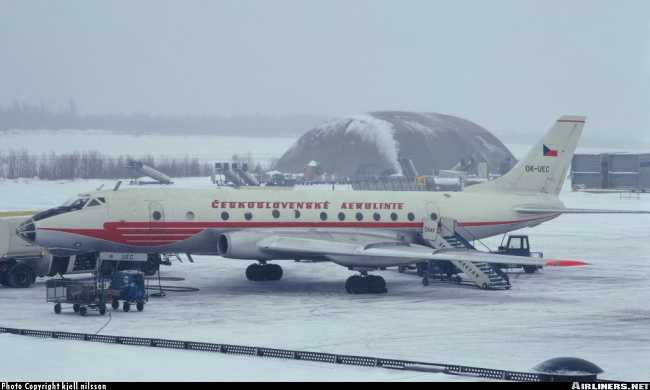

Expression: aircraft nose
xmin=16 ymin=218 xmax=36 ymax=243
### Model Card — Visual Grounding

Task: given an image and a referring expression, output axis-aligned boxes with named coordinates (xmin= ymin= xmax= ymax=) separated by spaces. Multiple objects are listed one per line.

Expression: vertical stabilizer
xmin=465 ymin=115 xmax=585 ymax=195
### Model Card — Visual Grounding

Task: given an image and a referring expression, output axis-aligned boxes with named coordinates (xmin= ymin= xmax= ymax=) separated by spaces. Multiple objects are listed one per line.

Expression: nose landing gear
xmin=345 ymin=272 xmax=387 ymax=294
xmin=245 ymin=262 xmax=283 ymax=282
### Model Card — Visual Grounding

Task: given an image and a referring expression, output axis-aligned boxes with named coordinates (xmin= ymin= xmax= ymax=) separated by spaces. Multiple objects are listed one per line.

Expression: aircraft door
xmin=148 ymin=201 xmax=165 ymax=228
xmin=422 ymin=202 xmax=440 ymax=242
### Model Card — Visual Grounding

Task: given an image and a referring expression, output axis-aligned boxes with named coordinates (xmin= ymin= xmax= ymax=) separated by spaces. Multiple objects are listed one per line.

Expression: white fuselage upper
xmin=32 ymin=186 xmax=563 ymax=257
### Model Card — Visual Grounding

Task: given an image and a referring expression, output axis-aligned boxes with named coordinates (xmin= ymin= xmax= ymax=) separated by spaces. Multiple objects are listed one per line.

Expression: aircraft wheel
xmin=345 ymin=275 xmax=371 ymax=294
xmin=54 ymin=303 xmax=61 ymax=314
xmin=268 ymin=264 xmax=283 ymax=281
xmin=368 ymin=275 xmax=387 ymax=294
xmin=345 ymin=276 xmax=355 ymax=293
xmin=246 ymin=264 xmax=261 ymax=281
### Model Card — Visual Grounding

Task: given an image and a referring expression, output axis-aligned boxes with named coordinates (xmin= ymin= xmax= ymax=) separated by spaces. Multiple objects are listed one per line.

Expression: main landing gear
xmin=245 ymin=262 xmax=283 ymax=282
xmin=345 ymin=273 xmax=387 ymax=294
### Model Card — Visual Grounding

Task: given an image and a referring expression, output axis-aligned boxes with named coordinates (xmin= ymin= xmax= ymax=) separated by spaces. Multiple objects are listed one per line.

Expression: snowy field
xmin=0 ymin=129 xmax=296 ymax=163
xmin=0 ymin=177 xmax=648 ymax=381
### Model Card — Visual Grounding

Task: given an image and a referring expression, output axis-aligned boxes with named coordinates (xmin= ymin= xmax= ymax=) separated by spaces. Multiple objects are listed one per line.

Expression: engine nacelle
xmin=217 ymin=231 xmax=273 ymax=260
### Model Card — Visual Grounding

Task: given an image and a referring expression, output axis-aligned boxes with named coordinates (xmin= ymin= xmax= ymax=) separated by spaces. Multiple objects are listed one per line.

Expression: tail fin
xmin=466 ymin=115 xmax=586 ymax=195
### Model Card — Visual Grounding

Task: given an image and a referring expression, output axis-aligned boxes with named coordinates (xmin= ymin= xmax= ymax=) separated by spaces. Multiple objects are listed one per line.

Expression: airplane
xmin=14 ymin=115 xmax=650 ymax=294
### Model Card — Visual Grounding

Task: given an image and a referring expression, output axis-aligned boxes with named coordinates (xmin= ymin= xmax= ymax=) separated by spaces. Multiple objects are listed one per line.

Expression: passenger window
xmin=407 ymin=212 xmax=415 ymax=221
xmin=355 ymin=212 xmax=363 ymax=221
xmin=338 ymin=212 xmax=346 ymax=221
xmin=390 ymin=212 xmax=398 ymax=221
xmin=272 ymin=209 xmax=280 ymax=219
xmin=294 ymin=210 xmax=301 ymax=219
xmin=373 ymin=213 xmax=381 ymax=221
xmin=245 ymin=212 xmax=253 ymax=220
xmin=152 ymin=211 xmax=162 ymax=221
xmin=320 ymin=212 xmax=328 ymax=221
xmin=221 ymin=211 xmax=230 ymax=221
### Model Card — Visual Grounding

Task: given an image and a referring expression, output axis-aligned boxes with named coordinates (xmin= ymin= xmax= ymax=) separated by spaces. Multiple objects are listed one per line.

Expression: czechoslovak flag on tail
xmin=543 ymin=144 xmax=558 ymax=157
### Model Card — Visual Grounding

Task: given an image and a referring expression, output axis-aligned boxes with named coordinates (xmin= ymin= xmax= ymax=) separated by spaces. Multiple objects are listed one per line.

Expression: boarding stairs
xmin=423 ymin=216 xmax=510 ymax=290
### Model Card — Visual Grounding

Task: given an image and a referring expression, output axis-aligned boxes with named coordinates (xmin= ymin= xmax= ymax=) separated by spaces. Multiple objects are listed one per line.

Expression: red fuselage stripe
xmin=38 ymin=214 xmax=557 ymax=246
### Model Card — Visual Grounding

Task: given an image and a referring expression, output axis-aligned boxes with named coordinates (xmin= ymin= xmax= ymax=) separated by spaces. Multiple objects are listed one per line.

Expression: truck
xmin=493 ymin=234 xmax=544 ymax=274
xmin=1 ymin=216 xmax=162 ymax=288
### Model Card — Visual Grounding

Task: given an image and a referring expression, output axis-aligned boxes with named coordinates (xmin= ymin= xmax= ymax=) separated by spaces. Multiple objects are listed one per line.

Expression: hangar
xmin=274 ymin=111 xmax=516 ymax=178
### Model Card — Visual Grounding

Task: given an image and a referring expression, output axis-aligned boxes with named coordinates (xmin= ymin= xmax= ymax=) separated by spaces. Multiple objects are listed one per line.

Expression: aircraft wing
xmin=514 ymin=207 xmax=650 ymax=214
xmin=258 ymin=235 xmax=546 ymax=266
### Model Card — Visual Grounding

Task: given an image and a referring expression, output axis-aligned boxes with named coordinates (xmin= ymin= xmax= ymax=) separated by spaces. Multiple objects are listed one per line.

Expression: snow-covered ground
xmin=0 ymin=177 xmax=648 ymax=381
xmin=0 ymin=129 xmax=296 ymax=164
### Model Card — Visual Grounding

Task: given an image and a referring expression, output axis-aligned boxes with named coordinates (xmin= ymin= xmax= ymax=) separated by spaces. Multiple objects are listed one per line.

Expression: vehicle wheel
xmin=7 ymin=263 xmax=35 ymax=288
xmin=481 ymin=283 xmax=489 ymax=290
xmin=422 ymin=277 xmax=429 ymax=286
xmin=136 ymin=301 xmax=144 ymax=312
xmin=79 ymin=306 xmax=87 ymax=316
xmin=123 ymin=302 xmax=130 ymax=312
xmin=73 ymin=304 xmax=80 ymax=313
xmin=54 ymin=303 xmax=61 ymax=314
xmin=99 ymin=305 xmax=106 ymax=315
xmin=111 ymin=299 xmax=119 ymax=310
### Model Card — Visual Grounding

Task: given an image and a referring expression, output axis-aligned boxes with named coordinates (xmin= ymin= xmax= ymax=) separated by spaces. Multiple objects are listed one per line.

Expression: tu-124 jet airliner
xmin=16 ymin=116 xmax=649 ymax=293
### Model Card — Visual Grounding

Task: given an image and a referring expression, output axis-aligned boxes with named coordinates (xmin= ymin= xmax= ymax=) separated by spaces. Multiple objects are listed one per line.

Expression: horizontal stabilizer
xmin=514 ymin=207 xmax=650 ymax=214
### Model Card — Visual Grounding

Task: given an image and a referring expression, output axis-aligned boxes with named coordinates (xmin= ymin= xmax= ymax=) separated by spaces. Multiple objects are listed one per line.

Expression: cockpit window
xmin=87 ymin=199 xmax=102 ymax=207
xmin=62 ymin=197 xmax=89 ymax=210
xmin=97 ymin=197 xmax=106 ymax=204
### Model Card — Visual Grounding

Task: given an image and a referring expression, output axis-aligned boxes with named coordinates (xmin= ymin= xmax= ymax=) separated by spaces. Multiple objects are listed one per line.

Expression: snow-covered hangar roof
xmin=274 ymin=111 xmax=515 ymax=177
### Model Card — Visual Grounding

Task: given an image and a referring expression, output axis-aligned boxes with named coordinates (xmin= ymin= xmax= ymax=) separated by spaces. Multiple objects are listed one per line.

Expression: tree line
xmin=0 ymin=150 xmax=214 ymax=180
xmin=0 ymin=101 xmax=327 ymax=136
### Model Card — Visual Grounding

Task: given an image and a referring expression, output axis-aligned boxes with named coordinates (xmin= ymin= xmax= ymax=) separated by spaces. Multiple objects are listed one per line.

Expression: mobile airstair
xmin=421 ymin=215 xmax=511 ymax=290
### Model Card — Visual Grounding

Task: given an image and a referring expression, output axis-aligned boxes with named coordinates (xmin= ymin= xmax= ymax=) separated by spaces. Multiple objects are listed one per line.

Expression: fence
xmin=0 ymin=326 xmax=602 ymax=382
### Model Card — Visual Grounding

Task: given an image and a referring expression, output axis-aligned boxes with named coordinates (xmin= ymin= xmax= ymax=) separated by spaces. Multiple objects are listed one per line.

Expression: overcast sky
xmin=1 ymin=0 xmax=649 ymax=140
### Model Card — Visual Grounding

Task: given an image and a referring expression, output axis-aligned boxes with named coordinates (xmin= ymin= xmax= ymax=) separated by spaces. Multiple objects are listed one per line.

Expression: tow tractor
xmin=493 ymin=234 xmax=543 ymax=274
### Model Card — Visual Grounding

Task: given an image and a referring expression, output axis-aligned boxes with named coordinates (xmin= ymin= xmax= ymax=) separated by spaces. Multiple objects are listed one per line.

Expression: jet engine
xmin=217 ymin=231 xmax=273 ymax=260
